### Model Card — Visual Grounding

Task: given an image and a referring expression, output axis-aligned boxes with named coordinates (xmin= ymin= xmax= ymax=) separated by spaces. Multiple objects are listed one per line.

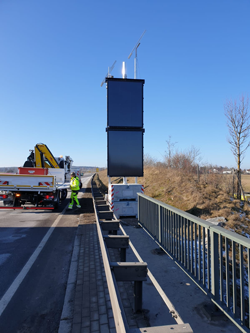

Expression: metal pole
xmin=123 ymin=177 xmax=128 ymax=185
xmin=120 ymin=248 xmax=126 ymax=262
xmin=211 ymin=230 xmax=219 ymax=300
xmin=158 ymin=205 xmax=161 ymax=243
xmin=122 ymin=62 xmax=127 ymax=79
xmin=134 ymin=281 xmax=142 ymax=312
xmin=134 ymin=48 xmax=137 ymax=79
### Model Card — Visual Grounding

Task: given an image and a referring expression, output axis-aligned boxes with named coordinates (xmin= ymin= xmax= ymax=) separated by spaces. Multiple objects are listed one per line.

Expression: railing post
xmin=134 ymin=193 xmax=250 ymax=331
xmin=120 ymin=248 xmax=126 ymax=262
xmin=134 ymin=281 xmax=143 ymax=312
xmin=138 ymin=195 xmax=140 ymax=223
xmin=158 ymin=205 xmax=161 ymax=243
xmin=210 ymin=229 xmax=220 ymax=300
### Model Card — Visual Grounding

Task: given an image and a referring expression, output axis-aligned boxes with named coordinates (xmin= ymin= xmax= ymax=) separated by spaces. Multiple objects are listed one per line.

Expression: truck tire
xmin=53 ymin=191 xmax=60 ymax=210
xmin=60 ymin=189 xmax=67 ymax=201
xmin=13 ymin=197 xmax=21 ymax=207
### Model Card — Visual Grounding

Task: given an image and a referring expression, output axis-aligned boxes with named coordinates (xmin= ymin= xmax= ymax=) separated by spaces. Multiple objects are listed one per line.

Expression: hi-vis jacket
xmin=70 ymin=177 xmax=80 ymax=191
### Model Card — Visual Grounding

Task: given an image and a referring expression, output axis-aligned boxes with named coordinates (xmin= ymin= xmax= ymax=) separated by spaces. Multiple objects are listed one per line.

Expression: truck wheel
xmin=60 ymin=189 xmax=67 ymax=201
xmin=53 ymin=191 xmax=60 ymax=210
xmin=13 ymin=197 xmax=21 ymax=207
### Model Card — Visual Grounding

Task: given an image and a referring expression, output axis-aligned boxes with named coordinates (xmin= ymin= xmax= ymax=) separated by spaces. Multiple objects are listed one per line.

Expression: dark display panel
xmin=108 ymin=130 xmax=143 ymax=177
xmin=107 ymin=78 xmax=144 ymax=128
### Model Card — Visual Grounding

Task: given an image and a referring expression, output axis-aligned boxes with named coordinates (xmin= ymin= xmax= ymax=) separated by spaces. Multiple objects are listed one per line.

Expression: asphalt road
xmin=0 ymin=174 xmax=93 ymax=333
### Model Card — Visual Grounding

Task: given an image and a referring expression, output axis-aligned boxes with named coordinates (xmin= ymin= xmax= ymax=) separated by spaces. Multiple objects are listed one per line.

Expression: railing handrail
xmin=138 ymin=193 xmax=213 ymax=228
xmin=138 ymin=192 xmax=250 ymax=333
xmin=210 ymin=225 xmax=250 ymax=248
xmin=138 ymin=192 xmax=250 ymax=248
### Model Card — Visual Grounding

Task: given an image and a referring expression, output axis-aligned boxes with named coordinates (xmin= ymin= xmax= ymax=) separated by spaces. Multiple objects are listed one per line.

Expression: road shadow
xmin=81 ymin=188 xmax=92 ymax=194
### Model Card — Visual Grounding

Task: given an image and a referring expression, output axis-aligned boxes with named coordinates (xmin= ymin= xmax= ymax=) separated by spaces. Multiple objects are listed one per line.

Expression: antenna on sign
xmin=122 ymin=62 xmax=127 ymax=79
xmin=101 ymin=60 xmax=117 ymax=87
xmin=128 ymin=30 xmax=146 ymax=79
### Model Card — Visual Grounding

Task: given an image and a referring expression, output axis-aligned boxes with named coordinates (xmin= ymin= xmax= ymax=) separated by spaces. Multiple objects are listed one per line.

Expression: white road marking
xmin=0 ymin=175 xmax=92 ymax=316
xmin=0 ymin=204 xmax=68 ymax=316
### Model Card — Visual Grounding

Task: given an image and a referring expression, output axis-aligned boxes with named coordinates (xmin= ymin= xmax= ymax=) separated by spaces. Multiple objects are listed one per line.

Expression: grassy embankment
xmin=242 ymin=174 xmax=250 ymax=192
xmin=94 ymin=168 xmax=250 ymax=237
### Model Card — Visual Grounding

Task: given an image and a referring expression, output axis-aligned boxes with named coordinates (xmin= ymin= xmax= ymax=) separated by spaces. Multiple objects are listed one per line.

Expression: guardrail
xmin=92 ymin=179 xmax=193 ymax=332
xmin=138 ymin=193 xmax=250 ymax=333
xmin=91 ymin=181 xmax=127 ymax=333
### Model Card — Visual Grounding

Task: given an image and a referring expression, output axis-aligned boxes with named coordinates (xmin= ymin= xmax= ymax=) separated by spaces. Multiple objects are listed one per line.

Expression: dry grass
xmin=242 ymin=174 xmax=250 ymax=192
xmin=97 ymin=166 xmax=250 ymax=237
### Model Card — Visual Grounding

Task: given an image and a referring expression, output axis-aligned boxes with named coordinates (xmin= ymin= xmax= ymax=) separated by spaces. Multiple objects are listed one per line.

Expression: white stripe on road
xmin=0 ymin=204 xmax=68 ymax=317
xmin=0 ymin=175 xmax=92 ymax=317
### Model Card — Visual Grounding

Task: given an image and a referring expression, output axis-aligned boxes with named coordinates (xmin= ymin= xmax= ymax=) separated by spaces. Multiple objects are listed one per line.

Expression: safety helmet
xmin=71 ymin=172 xmax=76 ymax=177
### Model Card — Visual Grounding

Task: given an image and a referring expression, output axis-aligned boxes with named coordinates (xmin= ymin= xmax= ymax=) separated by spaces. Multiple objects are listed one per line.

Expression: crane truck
xmin=0 ymin=143 xmax=82 ymax=209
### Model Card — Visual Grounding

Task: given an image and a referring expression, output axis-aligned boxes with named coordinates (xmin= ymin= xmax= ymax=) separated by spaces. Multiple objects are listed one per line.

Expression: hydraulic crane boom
xmin=34 ymin=144 xmax=60 ymax=168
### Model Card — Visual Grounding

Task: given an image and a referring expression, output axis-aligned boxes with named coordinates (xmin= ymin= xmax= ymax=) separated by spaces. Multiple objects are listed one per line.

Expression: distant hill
xmin=0 ymin=167 xmax=18 ymax=173
xmin=0 ymin=166 xmax=104 ymax=174
xmin=73 ymin=166 xmax=102 ymax=171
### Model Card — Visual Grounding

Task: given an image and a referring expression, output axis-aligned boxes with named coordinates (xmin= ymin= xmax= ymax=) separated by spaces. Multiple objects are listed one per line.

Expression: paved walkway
xmin=58 ymin=187 xmax=116 ymax=333
xmin=70 ymin=223 xmax=115 ymax=333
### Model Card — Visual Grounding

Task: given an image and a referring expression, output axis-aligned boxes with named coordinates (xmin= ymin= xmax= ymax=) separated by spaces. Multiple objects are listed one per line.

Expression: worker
xmin=68 ymin=172 xmax=81 ymax=209
xmin=57 ymin=155 xmax=65 ymax=168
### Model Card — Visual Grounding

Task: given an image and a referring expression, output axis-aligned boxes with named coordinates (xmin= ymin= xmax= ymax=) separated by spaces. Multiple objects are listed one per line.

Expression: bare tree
xmin=170 ymin=146 xmax=200 ymax=173
xmin=225 ymin=96 xmax=250 ymax=199
xmin=165 ymin=137 xmax=201 ymax=174
xmin=165 ymin=136 xmax=177 ymax=168
xmin=144 ymin=154 xmax=156 ymax=166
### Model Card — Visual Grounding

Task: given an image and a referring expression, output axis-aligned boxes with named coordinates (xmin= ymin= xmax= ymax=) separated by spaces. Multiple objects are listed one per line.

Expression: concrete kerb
xmin=58 ymin=219 xmax=82 ymax=333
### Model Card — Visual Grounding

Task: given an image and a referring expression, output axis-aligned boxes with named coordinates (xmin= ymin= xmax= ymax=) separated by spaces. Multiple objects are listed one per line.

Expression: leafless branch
xmin=224 ymin=95 xmax=250 ymax=198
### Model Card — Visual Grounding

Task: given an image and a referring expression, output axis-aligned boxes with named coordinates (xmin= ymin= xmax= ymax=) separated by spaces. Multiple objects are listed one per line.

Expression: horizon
xmin=1 ymin=1 xmax=250 ymax=169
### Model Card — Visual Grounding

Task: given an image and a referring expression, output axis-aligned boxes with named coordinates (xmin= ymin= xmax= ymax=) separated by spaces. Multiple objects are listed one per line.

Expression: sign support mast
xmin=128 ymin=30 xmax=146 ymax=182
xmin=128 ymin=30 xmax=146 ymax=79
xmin=100 ymin=60 xmax=117 ymax=87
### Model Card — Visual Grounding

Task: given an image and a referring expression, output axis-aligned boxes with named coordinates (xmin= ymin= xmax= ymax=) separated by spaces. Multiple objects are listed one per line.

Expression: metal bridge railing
xmin=138 ymin=193 xmax=250 ymax=333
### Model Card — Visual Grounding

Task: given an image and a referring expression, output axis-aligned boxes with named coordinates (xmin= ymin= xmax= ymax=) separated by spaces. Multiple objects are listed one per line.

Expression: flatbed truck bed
xmin=0 ymin=173 xmax=69 ymax=209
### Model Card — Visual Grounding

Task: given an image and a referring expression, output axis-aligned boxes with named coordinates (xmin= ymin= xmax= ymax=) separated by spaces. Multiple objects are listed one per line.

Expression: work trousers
xmin=70 ymin=190 xmax=80 ymax=207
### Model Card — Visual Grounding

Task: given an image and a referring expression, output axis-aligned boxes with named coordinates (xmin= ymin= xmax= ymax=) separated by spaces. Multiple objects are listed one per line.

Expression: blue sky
xmin=1 ymin=0 xmax=250 ymax=169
